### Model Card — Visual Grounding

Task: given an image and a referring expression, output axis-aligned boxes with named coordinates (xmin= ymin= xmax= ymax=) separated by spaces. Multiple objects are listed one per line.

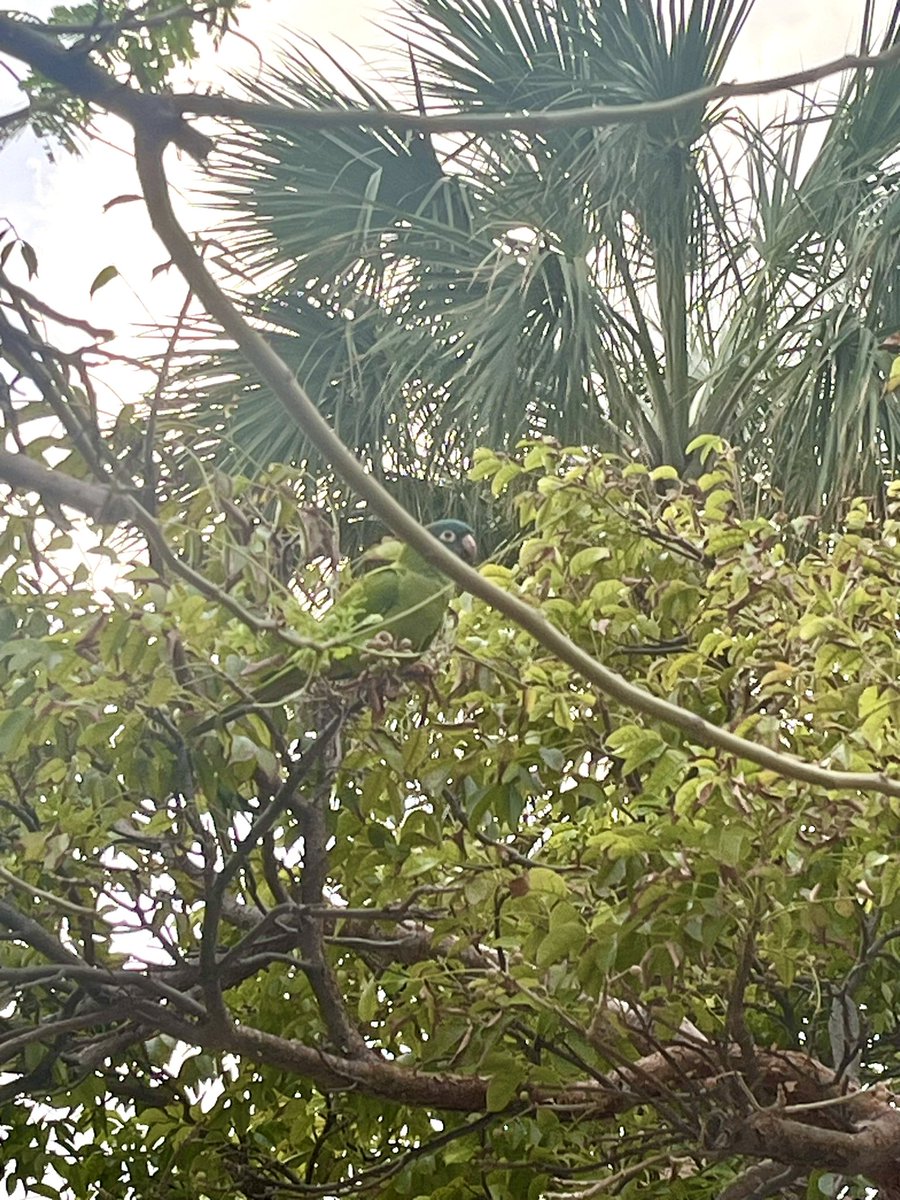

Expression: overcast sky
xmin=0 ymin=0 xmax=894 ymax=395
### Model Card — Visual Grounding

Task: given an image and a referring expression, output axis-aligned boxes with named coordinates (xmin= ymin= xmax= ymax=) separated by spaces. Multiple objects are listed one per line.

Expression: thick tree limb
xmin=0 ymin=446 xmax=130 ymax=521
xmin=0 ymin=13 xmax=211 ymax=159
xmin=3 ymin=909 xmax=900 ymax=1187
xmin=716 ymin=1160 xmax=805 ymax=1200
xmin=727 ymin=1105 xmax=900 ymax=1181
xmin=120 ymin=999 xmax=900 ymax=1190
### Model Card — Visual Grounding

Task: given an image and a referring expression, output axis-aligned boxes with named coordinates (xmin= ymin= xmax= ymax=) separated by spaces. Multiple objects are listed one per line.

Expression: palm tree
xmin=177 ymin=0 xmax=900 ymax=533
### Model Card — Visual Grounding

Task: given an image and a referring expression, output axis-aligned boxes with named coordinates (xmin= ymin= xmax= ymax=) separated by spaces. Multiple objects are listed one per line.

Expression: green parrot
xmin=321 ymin=518 xmax=478 ymax=674
xmin=213 ymin=519 xmax=478 ymax=720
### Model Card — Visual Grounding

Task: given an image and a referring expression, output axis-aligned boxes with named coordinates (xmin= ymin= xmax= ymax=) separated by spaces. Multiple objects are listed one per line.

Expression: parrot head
xmin=425 ymin=519 xmax=478 ymax=564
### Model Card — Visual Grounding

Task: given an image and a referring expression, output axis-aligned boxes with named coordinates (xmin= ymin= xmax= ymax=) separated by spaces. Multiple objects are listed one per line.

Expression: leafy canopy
xmin=3 ymin=444 xmax=900 ymax=1197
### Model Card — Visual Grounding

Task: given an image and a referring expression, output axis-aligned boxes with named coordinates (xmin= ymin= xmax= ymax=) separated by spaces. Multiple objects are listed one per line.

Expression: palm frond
xmin=175 ymin=0 xmax=900 ymax=527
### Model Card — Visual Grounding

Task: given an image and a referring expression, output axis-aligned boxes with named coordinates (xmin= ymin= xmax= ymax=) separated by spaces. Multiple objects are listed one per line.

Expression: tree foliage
xmin=4 ymin=441 xmax=900 ymax=1197
xmin=4 ymin=3 xmax=900 ymax=1197
xmin=2 ymin=0 xmax=242 ymax=148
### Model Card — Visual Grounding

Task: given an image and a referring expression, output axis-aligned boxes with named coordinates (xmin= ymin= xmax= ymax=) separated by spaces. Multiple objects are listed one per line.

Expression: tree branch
xmin=0 ymin=962 xmax=209 ymax=1018
xmin=4 ymin=918 xmax=900 ymax=1189
xmin=727 ymin=1105 xmax=900 ymax=1180
xmin=27 ymin=2 xmax=221 ymax=38
xmin=716 ymin=1160 xmax=805 ymax=1200
xmin=0 ymin=897 xmax=90 ymax=967
xmin=0 ymin=446 xmax=130 ymax=522
xmin=0 ymin=440 xmax=325 ymax=649
xmin=0 ymin=1001 xmax=135 ymax=1064
xmin=1 ymin=271 xmax=113 ymax=339
xmin=171 ymin=42 xmax=900 ymax=135
xmin=0 ymin=13 xmax=211 ymax=159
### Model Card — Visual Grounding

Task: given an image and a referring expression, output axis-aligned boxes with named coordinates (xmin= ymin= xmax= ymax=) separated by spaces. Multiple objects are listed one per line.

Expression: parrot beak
xmin=460 ymin=532 xmax=478 ymax=563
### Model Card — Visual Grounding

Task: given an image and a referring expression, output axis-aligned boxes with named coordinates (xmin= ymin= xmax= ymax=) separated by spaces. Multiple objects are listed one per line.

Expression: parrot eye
xmin=439 ymin=529 xmax=456 ymax=543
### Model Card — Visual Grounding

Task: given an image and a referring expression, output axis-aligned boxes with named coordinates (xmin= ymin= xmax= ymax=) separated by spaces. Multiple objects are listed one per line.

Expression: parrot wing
xmin=324 ymin=558 xmax=452 ymax=674
xmin=325 ymin=562 xmax=403 ymax=643
xmin=233 ymin=559 xmax=446 ymax=706
xmin=355 ymin=534 xmax=406 ymax=572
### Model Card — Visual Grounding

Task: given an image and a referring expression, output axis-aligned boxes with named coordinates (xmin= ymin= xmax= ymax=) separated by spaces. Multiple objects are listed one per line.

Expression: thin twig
xmin=0 ymin=1003 xmax=134 ymax=1063
xmin=29 ymin=2 xmax=220 ymax=37
xmin=0 ymin=865 xmax=98 ymax=918
xmin=1 ymin=272 xmax=113 ymax=338
xmin=143 ymin=273 xmax=196 ymax=512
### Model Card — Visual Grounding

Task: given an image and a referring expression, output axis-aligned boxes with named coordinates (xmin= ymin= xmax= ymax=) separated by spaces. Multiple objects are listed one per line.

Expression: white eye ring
xmin=440 ymin=529 xmax=455 ymax=542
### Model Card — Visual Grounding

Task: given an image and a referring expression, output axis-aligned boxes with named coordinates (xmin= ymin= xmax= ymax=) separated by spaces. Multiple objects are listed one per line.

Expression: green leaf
xmin=569 ymin=546 xmax=611 ymax=575
xmin=527 ymin=869 xmax=568 ymax=897
xmin=0 ymin=708 xmax=31 ymax=755
xmin=89 ymin=265 xmax=119 ymax=297
xmin=606 ymin=725 xmax=666 ymax=773
xmin=881 ymin=859 xmax=900 ymax=909
xmin=685 ymin=435 xmax=726 ymax=460
xmin=19 ymin=239 xmax=38 ymax=278
xmin=536 ymin=922 xmax=586 ymax=968
xmin=486 ymin=1069 xmax=521 ymax=1113
xmin=711 ymin=824 xmax=749 ymax=869
xmin=358 ymin=976 xmax=378 ymax=1024
xmin=491 ymin=462 xmax=523 ymax=495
